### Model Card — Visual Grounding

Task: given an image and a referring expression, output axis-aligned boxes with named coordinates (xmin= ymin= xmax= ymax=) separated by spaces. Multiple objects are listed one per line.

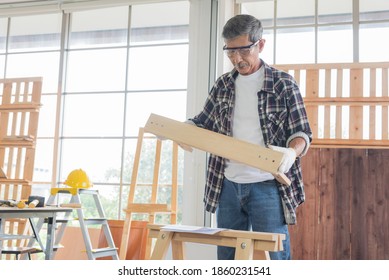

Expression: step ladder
xmin=34 ymin=187 xmax=119 ymax=260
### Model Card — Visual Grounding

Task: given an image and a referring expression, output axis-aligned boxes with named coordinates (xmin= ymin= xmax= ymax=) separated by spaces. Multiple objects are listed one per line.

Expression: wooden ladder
xmin=119 ymin=127 xmax=179 ymax=260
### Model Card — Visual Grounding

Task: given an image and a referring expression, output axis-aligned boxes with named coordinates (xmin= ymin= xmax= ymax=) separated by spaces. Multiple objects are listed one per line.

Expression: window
xmin=1 ymin=1 xmax=189 ymax=222
xmin=240 ymin=0 xmax=389 ymax=63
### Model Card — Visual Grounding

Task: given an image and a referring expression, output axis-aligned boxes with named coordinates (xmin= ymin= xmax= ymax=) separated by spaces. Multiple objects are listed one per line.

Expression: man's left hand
xmin=269 ymin=145 xmax=297 ymax=173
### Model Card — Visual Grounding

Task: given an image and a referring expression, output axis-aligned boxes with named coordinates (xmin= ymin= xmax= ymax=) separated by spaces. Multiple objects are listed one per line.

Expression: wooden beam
xmin=144 ymin=114 xmax=291 ymax=186
xmin=124 ymin=203 xmax=170 ymax=213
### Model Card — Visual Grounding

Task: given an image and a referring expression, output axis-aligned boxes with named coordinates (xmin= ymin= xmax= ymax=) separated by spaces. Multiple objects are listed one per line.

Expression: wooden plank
xmin=316 ymin=148 xmax=336 ymax=259
xmin=382 ymin=68 xmax=388 ymax=140
xmin=366 ymin=149 xmax=389 ymax=259
xmin=294 ymin=69 xmax=300 ymax=85
xmin=289 ymin=148 xmax=319 ymax=259
xmin=324 ymin=69 xmax=331 ymax=138
xmin=369 ymin=69 xmax=377 ymax=140
xmin=333 ymin=149 xmax=352 ymax=259
xmin=234 ymin=238 xmax=254 ymax=260
xmin=170 ymin=142 xmax=178 ymax=224
xmin=151 ymin=139 xmax=162 ymax=204
xmin=311 ymin=138 xmax=389 ymax=148
xmin=305 ymin=69 xmax=319 ymax=138
xmin=274 ymin=62 xmax=389 ymax=70
xmin=124 ymin=203 xmax=170 ymax=213
xmin=381 ymin=150 xmax=389 ymax=259
xmin=349 ymin=69 xmax=363 ymax=140
xmin=144 ymin=114 xmax=291 ymax=186
xmin=303 ymin=96 xmax=389 ymax=105
xmin=336 ymin=69 xmax=343 ymax=139
xmin=350 ymin=149 xmax=368 ymax=259
xmin=149 ymin=231 xmax=174 ymax=260
xmin=0 ymin=167 xmax=6 ymax=179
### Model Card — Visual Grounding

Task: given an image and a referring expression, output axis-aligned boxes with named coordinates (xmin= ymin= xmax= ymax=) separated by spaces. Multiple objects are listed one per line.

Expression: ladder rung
xmin=90 ymin=247 xmax=118 ymax=259
xmin=91 ymin=247 xmax=118 ymax=253
xmin=78 ymin=189 xmax=99 ymax=195
xmin=53 ymin=244 xmax=64 ymax=251
xmin=42 ymin=218 xmax=69 ymax=223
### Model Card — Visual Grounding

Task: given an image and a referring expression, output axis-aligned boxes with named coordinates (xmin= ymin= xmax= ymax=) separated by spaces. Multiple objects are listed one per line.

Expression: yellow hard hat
xmin=64 ymin=169 xmax=93 ymax=189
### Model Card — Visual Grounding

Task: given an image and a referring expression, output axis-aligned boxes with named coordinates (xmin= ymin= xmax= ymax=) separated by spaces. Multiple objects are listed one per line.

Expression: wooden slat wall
xmin=274 ymin=62 xmax=389 ymax=148
xmin=290 ymin=148 xmax=389 ymax=260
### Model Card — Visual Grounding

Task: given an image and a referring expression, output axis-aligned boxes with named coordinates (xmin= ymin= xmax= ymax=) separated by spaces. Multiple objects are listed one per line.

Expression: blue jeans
xmin=216 ymin=178 xmax=290 ymax=260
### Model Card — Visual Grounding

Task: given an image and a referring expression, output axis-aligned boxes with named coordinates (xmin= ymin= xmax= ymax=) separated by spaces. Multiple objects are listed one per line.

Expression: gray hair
xmin=222 ymin=14 xmax=263 ymax=43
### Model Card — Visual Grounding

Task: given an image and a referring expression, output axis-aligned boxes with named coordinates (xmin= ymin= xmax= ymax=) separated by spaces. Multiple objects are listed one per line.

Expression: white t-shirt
xmin=224 ymin=66 xmax=274 ymax=183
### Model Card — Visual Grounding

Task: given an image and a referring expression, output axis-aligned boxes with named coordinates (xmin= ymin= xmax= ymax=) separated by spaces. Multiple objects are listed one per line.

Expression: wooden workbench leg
xmin=234 ymin=238 xmax=254 ymax=260
xmin=150 ymin=231 xmax=174 ymax=260
xmin=253 ymin=250 xmax=270 ymax=260
xmin=172 ymin=240 xmax=185 ymax=260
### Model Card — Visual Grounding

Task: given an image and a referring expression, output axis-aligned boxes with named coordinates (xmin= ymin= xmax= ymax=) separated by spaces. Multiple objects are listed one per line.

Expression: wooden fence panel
xmin=333 ymin=149 xmax=352 ymax=260
xmin=350 ymin=149 xmax=368 ymax=259
xmin=291 ymin=148 xmax=389 ymax=260
xmin=274 ymin=62 xmax=389 ymax=148
xmin=291 ymin=149 xmax=319 ymax=259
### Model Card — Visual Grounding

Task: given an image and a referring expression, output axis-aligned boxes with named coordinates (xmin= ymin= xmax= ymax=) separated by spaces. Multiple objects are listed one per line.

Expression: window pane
xmin=62 ymin=93 xmax=124 ymax=137
xmin=69 ymin=6 xmax=128 ymax=48
xmin=241 ymin=1 xmax=274 ymax=27
xmin=277 ymin=0 xmax=315 ymax=26
xmin=130 ymin=1 xmax=189 ymax=45
xmin=60 ymin=139 xmax=122 ymax=183
xmin=0 ymin=55 xmax=4 ymax=78
xmin=8 ymin=13 xmax=61 ymax=52
xmin=262 ymin=30 xmax=274 ymax=65
xmin=127 ymin=45 xmax=188 ymax=91
xmin=6 ymin=52 xmax=60 ymax=92
xmin=34 ymin=139 xmax=54 ymax=182
xmin=0 ymin=18 xmax=7 ymax=52
xmin=122 ymin=139 xmax=137 ymax=185
xmin=92 ymin=184 xmax=121 ymax=220
xmin=276 ymin=27 xmax=315 ymax=63
xmin=125 ymin=91 xmax=187 ymax=136
xmin=66 ymin=48 xmax=127 ymax=92
xmin=360 ymin=0 xmax=389 ymax=21
xmin=318 ymin=25 xmax=353 ymax=63
xmin=360 ymin=23 xmax=389 ymax=62
xmin=318 ymin=0 xmax=352 ymax=24
xmin=38 ymin=95 xmax=57 ymax=137
xmin=120 ymin=138 xmax=183 ymax=222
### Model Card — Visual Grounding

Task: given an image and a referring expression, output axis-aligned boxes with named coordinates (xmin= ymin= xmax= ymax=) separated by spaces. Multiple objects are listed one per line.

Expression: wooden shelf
xmin=304 ymin=97 xmax=389 ymax=106
xmin=0 ymin=102 xmax=41 ymax=112
xmin=312 ymin=139 xmax=389 ymax=149
xmin=0 ymin=77 xmax=42 ymax=260
xmin=0 ymin=136 xmax=35 ymax=148
xmin=0 ymin=179 xmax=31 ymax=184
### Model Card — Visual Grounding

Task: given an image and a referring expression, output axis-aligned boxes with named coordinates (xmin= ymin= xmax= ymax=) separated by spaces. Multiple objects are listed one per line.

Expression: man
xmin=187 ymin=14 xmax=312 ymax=260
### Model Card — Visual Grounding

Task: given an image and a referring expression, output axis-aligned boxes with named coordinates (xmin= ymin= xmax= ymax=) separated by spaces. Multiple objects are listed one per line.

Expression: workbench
xmin=0 ymin=206 xmax=72 ymax=260
xmin=147 ymin=224 xmax=285 ymax=260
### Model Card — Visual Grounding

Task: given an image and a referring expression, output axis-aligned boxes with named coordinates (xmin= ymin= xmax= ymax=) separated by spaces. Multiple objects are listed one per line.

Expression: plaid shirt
xmin=189 ymin=60 xmax=312 ymax=224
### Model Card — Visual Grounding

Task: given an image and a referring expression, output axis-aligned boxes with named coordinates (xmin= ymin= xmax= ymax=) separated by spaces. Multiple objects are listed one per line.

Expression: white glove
xmin=269 ymin=145 xmax=296 ymax=173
